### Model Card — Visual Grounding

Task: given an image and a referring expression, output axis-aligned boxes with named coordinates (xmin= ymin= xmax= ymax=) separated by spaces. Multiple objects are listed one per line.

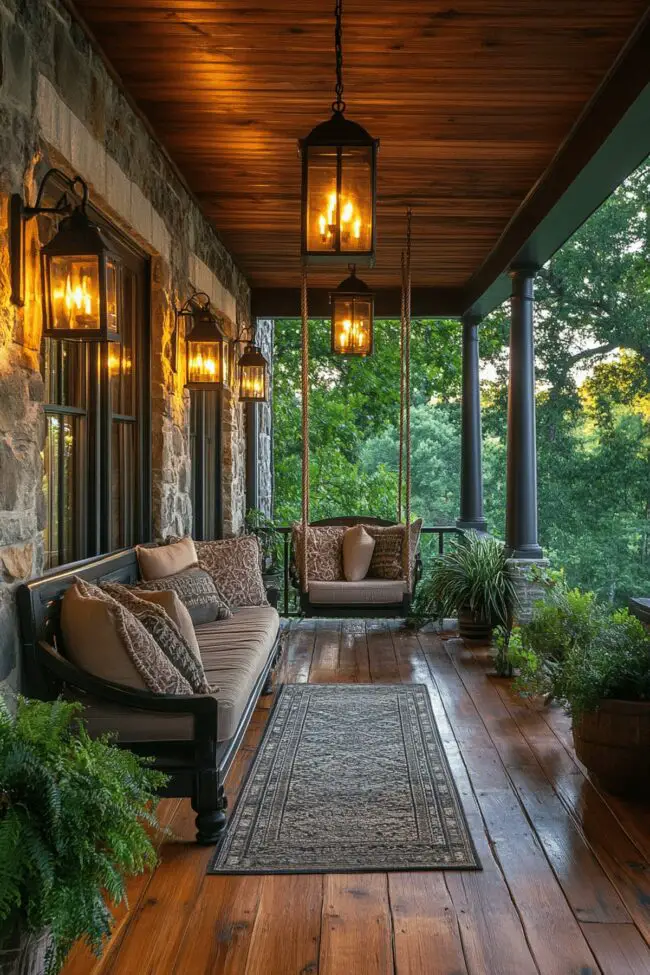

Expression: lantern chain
xmin=333 ymin=0 xmax=346 ymax=114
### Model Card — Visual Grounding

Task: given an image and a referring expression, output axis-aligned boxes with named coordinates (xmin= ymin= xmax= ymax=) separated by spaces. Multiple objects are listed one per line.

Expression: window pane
xmin=43 ymin=414 xmax=79 ymax=569
xmin=111 ymin=421 xmax=136 ymax=549
xmin=44 ymin=339 xmax=87 ymax=407
xmin=110 ymin=266 xmax=135 ymax=416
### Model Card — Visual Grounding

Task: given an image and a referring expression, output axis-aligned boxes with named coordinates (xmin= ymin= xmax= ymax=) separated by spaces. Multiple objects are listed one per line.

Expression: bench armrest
xmin=36 ymin=640 xmax=218 ymax=738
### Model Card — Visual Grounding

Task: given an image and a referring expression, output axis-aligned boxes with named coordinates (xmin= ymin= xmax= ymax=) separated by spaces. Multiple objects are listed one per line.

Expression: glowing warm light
xmin=315 ymin=190 xmax=364 ymax=249
xmin=335 ymin=317 xmax=367 ymax=354
xmin=353 ymin=218 xmax=361 ymax=239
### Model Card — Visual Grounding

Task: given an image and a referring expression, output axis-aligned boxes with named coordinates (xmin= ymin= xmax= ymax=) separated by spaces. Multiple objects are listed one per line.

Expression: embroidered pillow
xmin=196 ymin=536 xmax=268 ymax=607
xmin=292 ymin=524 xmax=345 ymax=583
xmin=366 ymin=525 xmax=405 ymax=579
xmin=134 ymin=589 xmax=201 ymax=664
xmin=135 ymin=566 xmax=231 ymax=625
xmin=104 ymin=583 xmax=210 ymax=694
xmin=366 ymin=520 xmax=423 ymax=579
xmin=136 ymin=536 xmax=197 ymax=581
xmin=61 ymin=578 xmax=192 ymax=695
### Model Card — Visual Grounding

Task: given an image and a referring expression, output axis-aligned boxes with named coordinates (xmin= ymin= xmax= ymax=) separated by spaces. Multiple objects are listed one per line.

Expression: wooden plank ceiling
xmin=72 ymin=1 xmax=649 ymax=291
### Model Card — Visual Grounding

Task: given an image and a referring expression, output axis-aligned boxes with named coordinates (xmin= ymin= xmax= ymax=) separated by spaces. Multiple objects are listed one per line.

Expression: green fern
xmin=0 ymin=697 xmax=167 ymax=972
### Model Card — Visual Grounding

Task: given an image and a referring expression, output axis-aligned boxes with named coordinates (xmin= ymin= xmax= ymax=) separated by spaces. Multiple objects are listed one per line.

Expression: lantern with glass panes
xmin=180 ymin=293 xmax=229 ymax=390
xmin=330 ymin=266 xmax=374 ymax=356
xmin=238 ymin=343 xmax=269 ymax=401
xmin=10 ymin=168 xmax=121 ymax=342
xmin=299 ymin=0 xmax=378 ymax=266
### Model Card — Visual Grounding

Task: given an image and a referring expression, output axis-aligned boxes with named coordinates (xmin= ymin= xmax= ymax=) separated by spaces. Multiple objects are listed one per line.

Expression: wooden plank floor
xmin=62 ymin=620 xmax=650 ymax=975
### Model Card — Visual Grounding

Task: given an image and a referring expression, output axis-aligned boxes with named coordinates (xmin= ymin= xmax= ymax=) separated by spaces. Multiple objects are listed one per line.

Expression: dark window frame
xmin=190 ymin=388 xmax=223 ymax=540
xmin=41 ymin=187 xmax=152 ymax=568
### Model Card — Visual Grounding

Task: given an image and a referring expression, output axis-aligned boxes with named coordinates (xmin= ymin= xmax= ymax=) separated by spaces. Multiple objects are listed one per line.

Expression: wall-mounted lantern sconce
xmin=238 ymin=343 xmax=269 ymax=401
xmin=330 ymin=265 xmax=374 ymax=356
xmin=178 ymin=292 xmax=229 ymax=390
xmin=11 ymin=167 xmax=121 ymax=342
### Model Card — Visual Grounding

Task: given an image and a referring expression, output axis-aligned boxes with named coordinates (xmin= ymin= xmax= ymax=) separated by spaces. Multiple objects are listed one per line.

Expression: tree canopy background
xmin=272 ymin=160 xmax=650 ymax=605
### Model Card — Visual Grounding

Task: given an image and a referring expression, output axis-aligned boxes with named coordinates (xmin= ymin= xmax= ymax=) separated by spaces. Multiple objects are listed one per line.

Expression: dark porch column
xmin=457 ymin=313 xmax=487 ymax=532
xmin=506 ymin=266 xmax=543 ymax=559
xmin=246 ymin=401 xmax=259 ymax=512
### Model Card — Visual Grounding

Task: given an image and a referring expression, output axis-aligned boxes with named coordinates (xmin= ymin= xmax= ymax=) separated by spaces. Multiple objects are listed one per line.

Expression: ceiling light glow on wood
xmin=299 ymin=0 xmax=378 ymax=267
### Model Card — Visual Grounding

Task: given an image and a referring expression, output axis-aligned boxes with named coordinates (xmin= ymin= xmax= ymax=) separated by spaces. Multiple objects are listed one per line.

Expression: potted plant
xmin=515 ymin=581 xmax=650 ymax=796
xmin=0 ymin=697 xmax=167 ymax=975
xmin=245 ymin=508 xmax=280 ymax=576
xmin=421 ymin=531 xmax=517 ymax=642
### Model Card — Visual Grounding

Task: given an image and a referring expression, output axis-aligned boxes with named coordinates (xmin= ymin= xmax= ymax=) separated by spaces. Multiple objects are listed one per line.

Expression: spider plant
xmin=425 ymin=531 xmax=517 ymax=634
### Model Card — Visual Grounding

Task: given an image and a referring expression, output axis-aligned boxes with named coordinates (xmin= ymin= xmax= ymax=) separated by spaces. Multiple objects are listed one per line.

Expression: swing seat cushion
xmin=307 ymin=579 xmax=408 ymax=606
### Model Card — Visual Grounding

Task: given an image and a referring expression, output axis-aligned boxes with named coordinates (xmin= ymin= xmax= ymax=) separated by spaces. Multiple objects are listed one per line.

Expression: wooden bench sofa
xmin=17 ymin=548 xmax=282 ymax=844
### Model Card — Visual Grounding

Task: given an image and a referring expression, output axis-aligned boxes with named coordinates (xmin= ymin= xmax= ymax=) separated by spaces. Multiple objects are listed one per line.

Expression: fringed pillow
xmin=291 ymin=524 xmax=346 ymax=583
xmin=104 ymin=583 xmax=211 ymax=694
xmin=196 ymin=536 xmax=268 ymax=607
xmin=61 ymin=578 xmax=192 ymax=695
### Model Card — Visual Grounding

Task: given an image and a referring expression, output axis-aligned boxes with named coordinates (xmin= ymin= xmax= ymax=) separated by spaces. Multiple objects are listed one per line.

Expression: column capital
xmin=509 ymin=262 xmax=540 ymax=279
xmin=461 ymin=311 xmax=482 ymax=329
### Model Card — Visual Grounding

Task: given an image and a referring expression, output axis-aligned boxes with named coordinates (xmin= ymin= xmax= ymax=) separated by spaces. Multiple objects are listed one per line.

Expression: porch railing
xmin=271 ymin=524 xmax=464 ymax=617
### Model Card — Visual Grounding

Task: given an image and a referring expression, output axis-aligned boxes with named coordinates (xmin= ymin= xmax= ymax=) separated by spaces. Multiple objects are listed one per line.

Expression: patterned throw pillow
xmin=366 ymin=525 xmax=404 ymax=579
xmin=196 ymin=536 xmax=268 ymax=608
xmin=104 ymin=583 xmax=211 ymax=694
xmin=136 ymin=566 xmax=232 ymax=625
xmin=365 ymin=520 xmax=423 ymax=580
xmin=67 ymin=578 xmax=192 ymax=695
xmin=291 ymin=524 xmax=345 ymax=583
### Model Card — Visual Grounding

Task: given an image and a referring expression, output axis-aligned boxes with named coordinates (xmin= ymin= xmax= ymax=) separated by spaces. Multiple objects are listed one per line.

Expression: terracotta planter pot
xmin=458 ymin=607 xmax=493 ymax=643
xmin=0 ymin=930 xmax=52 ymax=975
xmin=573 ymin=698 xmax=650 ymax=797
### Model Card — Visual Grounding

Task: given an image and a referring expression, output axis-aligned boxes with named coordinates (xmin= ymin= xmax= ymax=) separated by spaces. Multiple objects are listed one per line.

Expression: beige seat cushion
xmin=76 ymin=606 xmax=281 ymax=744
xmin=136 ymin=536 xmax=197 ymax=581
xmin=342 ymin=524 xmax=375 ymax=581
xmin=308 ymin=579 xmax=407 ymax=605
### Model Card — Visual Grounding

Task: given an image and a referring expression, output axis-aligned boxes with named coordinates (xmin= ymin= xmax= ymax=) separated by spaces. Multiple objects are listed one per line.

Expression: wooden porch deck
xmin=63 ymin=620 xmax=650 ymax=975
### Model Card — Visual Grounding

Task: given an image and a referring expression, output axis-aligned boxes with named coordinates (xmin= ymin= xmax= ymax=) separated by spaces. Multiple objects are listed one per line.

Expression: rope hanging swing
xmin=299 ymin=209 xmax=414 ymax=599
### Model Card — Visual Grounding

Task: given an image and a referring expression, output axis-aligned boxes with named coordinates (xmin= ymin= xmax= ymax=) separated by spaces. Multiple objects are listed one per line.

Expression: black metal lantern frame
xmin=299 ymin=0 xmax=379 ymax=267
xmin=178 ymin=292 xmax=230 ymax=390
xmin=11 ymin=168 xmax=122 ymax=343
xmin=330 ymin=265 xmax=375 ymax=356
xmin=238 ymin=342 xmax=269 ymax=401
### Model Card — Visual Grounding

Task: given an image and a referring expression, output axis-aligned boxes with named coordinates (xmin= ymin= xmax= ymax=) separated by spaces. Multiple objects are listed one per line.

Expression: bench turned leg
xmin=263 ymin=668 xmax=275 ymax=695
xmin=192 ymin=772 xmax=227 ymax=845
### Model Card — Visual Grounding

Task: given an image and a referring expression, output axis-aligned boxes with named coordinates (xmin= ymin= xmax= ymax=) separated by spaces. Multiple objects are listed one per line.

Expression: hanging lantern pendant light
xmin=300 ymin=0 xmax=379 ymax=266
xmin=330 ymin=264 xmax=374 ymax=356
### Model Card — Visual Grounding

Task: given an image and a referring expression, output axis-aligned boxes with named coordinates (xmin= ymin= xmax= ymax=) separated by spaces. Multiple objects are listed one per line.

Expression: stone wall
xmin=0 ymin=0 xmax=267 ymax=694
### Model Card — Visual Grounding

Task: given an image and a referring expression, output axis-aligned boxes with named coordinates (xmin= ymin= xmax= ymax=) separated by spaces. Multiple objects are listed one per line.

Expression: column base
xmin=456 ymin=517 xmax=488 ymax=533
xmin=507 ymin=557 xmax=549 ymax=624
xmin=507 ymin=542 xmax=544 ymax=560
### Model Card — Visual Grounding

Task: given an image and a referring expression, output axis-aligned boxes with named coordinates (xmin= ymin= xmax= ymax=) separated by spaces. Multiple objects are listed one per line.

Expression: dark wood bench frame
xmin=291 ymin=517 xmax=423 ymax=618
xmin=17 ymin=548 xmax=282 ymax=844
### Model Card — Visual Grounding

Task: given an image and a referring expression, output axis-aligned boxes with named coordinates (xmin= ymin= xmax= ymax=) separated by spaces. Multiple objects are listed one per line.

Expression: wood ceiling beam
xmin=252 ymin=287 xmax=464 ymax=320
xmin=463 ymin=9 xmax=650 ymax=321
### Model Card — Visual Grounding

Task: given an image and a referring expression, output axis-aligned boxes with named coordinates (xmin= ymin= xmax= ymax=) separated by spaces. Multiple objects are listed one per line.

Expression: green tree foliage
xmin=273 ymin=160 xmax=650 ymax=603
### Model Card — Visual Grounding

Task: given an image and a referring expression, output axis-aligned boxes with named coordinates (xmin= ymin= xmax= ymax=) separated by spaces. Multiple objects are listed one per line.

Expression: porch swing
xmin=294 ymin=211 xmax=422 ymax=617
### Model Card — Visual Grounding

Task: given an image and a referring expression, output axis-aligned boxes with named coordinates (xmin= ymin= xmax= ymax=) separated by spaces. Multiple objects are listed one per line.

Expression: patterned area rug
xmin=209 ymin=683 xmax=480 ymax=874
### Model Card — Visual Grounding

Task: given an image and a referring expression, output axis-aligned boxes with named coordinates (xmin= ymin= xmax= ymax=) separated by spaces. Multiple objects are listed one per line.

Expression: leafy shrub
xmin=418 ymin=531 xmax=517 ymax=628
xmin=0 ymin=698 xmax=167 ymax=972
xmin=515 ymin=581 xmax=650 ymax=714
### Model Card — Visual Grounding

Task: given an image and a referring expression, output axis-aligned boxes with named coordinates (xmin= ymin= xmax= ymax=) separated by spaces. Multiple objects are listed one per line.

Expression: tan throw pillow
xmin=135 ymin=566 xmax=231 ymax=625
xmin=136 ymin=536 xmax=197 ymax=582
xmin=61 ymin=578 xmax=192 ymax=695
xmin=292 ymin=524 xmax=345 ymax=582
xmin=135 ymin=589 xmax=201 ymax=664
xmin=342 ymin=525 xmax=375 ymax=582
xmin=104 ymin=583 xmax=210 ymax=694
xmin=196 ymin=536 xmax=268 ymax=607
